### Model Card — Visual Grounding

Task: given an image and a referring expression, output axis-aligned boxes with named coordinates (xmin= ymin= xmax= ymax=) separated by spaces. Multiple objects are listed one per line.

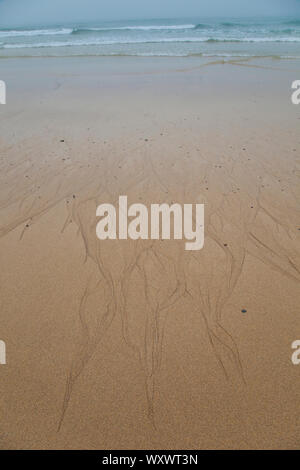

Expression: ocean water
xmin=1 ymin=17 xmax=300 ymax=59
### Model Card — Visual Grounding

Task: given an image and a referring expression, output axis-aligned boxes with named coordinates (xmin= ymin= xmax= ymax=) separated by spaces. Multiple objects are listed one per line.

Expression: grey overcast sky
xmin=0 ymin=0 xmax=300 ymax=27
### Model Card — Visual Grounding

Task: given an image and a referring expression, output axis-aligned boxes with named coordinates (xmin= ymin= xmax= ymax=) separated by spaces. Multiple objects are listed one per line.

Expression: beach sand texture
xmin=0 ymin=56 xmax=300 ymax=449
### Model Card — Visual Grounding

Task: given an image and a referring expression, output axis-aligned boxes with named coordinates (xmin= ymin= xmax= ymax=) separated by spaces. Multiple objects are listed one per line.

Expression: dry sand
xmin=0 ymin=56 xmax=300 ymax=449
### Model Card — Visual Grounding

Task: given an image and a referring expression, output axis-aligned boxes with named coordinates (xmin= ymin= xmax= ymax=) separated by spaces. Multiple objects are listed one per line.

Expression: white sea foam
xmin=0 ymin=28 xmax=73 ymax=38
xmin=0 ymin=24 xmax=196 ymax=39
xmin=77 ymin=24 xmax=196 ymax=31
xmin=3 ymin=36 xmax=300 ymax=49
xmin=1 ymin=19 xmax=300 ymax=58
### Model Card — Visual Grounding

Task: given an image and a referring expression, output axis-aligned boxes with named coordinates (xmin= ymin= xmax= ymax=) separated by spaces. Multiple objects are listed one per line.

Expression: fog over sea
xmin=1 ymin=17 xmax=300 ymax=58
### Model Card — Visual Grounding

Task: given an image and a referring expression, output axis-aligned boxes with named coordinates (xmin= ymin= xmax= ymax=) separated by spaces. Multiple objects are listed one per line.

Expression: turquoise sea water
xmin=1 ymin=17 xmax=300 ymax=58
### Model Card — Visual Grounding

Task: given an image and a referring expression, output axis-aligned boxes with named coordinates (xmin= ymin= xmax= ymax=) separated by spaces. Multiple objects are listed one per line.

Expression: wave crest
xmin=0 ymin=28 xmax=73 ymax=38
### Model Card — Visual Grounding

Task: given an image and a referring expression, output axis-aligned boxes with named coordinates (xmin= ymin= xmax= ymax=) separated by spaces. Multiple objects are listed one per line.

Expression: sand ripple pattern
xmin=0 ymin=127 xmax=299 ymax=431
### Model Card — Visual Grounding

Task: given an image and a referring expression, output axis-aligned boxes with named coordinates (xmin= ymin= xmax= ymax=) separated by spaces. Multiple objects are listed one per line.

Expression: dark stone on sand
xmin=60 ymin=139 xmax=65 ymax=142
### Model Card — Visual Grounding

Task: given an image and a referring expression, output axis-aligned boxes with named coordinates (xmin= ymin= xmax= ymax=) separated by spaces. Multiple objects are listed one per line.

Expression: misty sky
xmin=0 ymin=0 xmax=300 ymax=27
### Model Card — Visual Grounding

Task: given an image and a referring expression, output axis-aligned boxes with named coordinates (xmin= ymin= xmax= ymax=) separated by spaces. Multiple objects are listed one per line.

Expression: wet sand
xmin=0 ymin=56 xmax=300 ymax=449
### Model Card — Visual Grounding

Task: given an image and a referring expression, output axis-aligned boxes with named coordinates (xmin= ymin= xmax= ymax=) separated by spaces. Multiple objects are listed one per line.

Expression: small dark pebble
xmin=145 ymin=139 xmax=148 ymax=142
xmin=224 ymin=243 xmax=228 ymax=247
xmin=60 ymin=139 xmax=65 ymax=142
xmin=26 ymin=224 xmax=29 ymax=228
xmin=72 ymin=195 xmax=76 ymax=199
xmin=241 ymin=309 xmax=247 ymax=313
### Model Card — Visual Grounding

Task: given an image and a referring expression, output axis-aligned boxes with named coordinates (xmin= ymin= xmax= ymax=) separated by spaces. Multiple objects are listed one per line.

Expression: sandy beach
xmin=0 ymin=55 xmax=300 ymax=449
